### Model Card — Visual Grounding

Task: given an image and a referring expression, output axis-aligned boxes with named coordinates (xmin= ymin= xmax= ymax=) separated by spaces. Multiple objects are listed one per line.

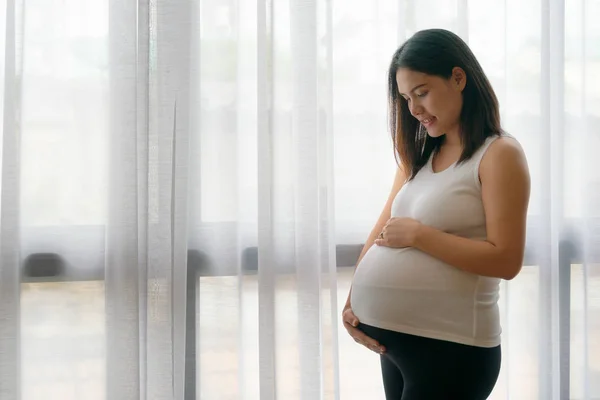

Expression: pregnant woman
xmin=342 ymin=29 xmax=531 ymax=400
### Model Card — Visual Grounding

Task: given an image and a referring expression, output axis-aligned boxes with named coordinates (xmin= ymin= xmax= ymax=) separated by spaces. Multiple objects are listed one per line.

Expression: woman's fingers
xmin=342 ymin=308 xmax=386 ymax=353
xmin=343 ymin=322 xmax=386 ymax=353
xmin=342 ymin=308 xmax=360 ymax=327
xmin=355 ymin=331 xmax=385 ymax=353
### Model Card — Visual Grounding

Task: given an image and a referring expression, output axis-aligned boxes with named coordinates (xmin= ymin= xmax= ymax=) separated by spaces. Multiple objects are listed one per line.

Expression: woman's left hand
xmin=374 ymin=217 xmax=422 ymax=248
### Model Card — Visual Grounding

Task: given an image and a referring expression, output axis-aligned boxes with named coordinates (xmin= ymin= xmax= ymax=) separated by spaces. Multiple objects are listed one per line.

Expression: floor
xmin=20 ymin=265 xmax=600 ymax=399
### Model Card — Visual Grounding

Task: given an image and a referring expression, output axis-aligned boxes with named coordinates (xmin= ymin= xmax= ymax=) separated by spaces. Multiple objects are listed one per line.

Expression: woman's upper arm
xmin=354 ymin=165 xmax=408 ymax=269
xmin=382 ymin=166 xmax=408 ymax=218
xmin=369 ymin=166 xmax=408 ymax=236
xmin=479 ymin=137 xmax=531 ymax=279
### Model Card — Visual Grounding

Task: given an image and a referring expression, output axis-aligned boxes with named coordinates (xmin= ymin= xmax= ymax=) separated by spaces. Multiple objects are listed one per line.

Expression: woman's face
xmin=396 ymin=67 xmax=466 ymax=138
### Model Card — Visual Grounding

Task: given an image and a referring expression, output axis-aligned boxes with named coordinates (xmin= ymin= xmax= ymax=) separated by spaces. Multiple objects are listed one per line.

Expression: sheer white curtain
xmin=1 ymin=0 xmax=191 ymax=398
xmin=1 ymin=0 xmax=599 ymax=399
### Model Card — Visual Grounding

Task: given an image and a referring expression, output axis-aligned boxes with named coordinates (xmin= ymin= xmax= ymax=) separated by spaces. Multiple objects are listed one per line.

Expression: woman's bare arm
xmin=344 ymin=165 xmax=408 ymax=307
xmin=412 ymin=137 xmax=530 ymax=280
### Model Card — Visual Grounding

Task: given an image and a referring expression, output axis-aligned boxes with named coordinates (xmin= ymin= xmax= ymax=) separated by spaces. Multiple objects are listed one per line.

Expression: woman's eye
xmin=416 ymin=91 xmax=428 ymax=98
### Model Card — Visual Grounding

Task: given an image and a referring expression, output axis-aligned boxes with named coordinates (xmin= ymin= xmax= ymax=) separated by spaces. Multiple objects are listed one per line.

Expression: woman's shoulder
xmin=479 ymin=133 xmax=529 ymax=176
xmin=475 ymin=133 xmax=522 ymax=158
xmin=486 ymin=133 xmax=524 ymax=155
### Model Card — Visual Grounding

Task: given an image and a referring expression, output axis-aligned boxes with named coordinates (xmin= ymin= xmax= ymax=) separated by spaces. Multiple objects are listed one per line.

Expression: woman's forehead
xmin=396 ymin=69 xmax=432 ymax=92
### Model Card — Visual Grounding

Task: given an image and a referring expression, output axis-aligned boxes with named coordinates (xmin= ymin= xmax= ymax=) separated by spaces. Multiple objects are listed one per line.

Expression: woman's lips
xmin=421 ymin=117 xmax=436 ymax=128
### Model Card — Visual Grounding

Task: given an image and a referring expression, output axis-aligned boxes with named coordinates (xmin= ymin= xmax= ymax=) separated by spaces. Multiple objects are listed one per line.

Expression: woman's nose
xmin=409 ymin=101 xmax=423 ymax=117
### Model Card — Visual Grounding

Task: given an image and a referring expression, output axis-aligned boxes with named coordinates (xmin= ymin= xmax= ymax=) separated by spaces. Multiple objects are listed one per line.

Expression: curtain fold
xmin=1 ymin=0 xmax=599 ymax=399
xmin=106 ymin=0 xmax=142 ymax=393
xmin=107 ymin=0 xmax=193 ymax=398
xmin=0 ymin=0 xmax=21 ymax=398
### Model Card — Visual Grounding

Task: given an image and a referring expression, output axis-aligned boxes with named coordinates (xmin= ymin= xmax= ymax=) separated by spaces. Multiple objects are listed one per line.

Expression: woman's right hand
xmin=342 ymin=305 xmax=386 ymax=354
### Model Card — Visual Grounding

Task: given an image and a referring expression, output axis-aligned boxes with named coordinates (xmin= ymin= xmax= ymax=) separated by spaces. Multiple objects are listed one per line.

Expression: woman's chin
xmin=426 ymin=129 xmax=444 ymax=138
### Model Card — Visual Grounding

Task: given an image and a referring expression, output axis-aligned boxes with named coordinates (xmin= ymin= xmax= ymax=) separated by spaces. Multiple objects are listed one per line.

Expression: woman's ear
xmin=452 ymin=67 xmax=467 ymax=92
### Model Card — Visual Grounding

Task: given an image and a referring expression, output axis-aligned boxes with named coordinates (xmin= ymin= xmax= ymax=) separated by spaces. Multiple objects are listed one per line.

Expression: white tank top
xmin=351 ymin=135 xmax=503 ymax=348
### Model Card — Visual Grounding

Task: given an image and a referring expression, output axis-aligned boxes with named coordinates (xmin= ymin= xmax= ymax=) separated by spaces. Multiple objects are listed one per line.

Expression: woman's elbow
xmin=502 ymin=259 xmax=523 ymax=280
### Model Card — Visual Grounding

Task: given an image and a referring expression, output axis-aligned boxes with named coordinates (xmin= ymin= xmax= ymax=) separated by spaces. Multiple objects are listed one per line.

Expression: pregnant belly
xmin=351 ymin=245 xmax=477 ymax=290
xmin=349 ymin=246 xmax=480 ymax=332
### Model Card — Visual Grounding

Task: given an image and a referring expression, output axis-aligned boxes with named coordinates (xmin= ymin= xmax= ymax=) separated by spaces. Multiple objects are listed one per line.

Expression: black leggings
xmin=359 ymin=324 xmax=501 ymax=400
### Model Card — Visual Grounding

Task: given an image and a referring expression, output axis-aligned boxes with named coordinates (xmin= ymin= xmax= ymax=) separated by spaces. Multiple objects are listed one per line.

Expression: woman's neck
xmin=443 ymin=130 xmax=461 ymax=147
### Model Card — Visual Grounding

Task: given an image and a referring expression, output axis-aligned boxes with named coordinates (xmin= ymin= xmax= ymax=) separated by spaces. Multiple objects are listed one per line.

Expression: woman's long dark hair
xmin=388 ymin=29 xmax=503 ymax=180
